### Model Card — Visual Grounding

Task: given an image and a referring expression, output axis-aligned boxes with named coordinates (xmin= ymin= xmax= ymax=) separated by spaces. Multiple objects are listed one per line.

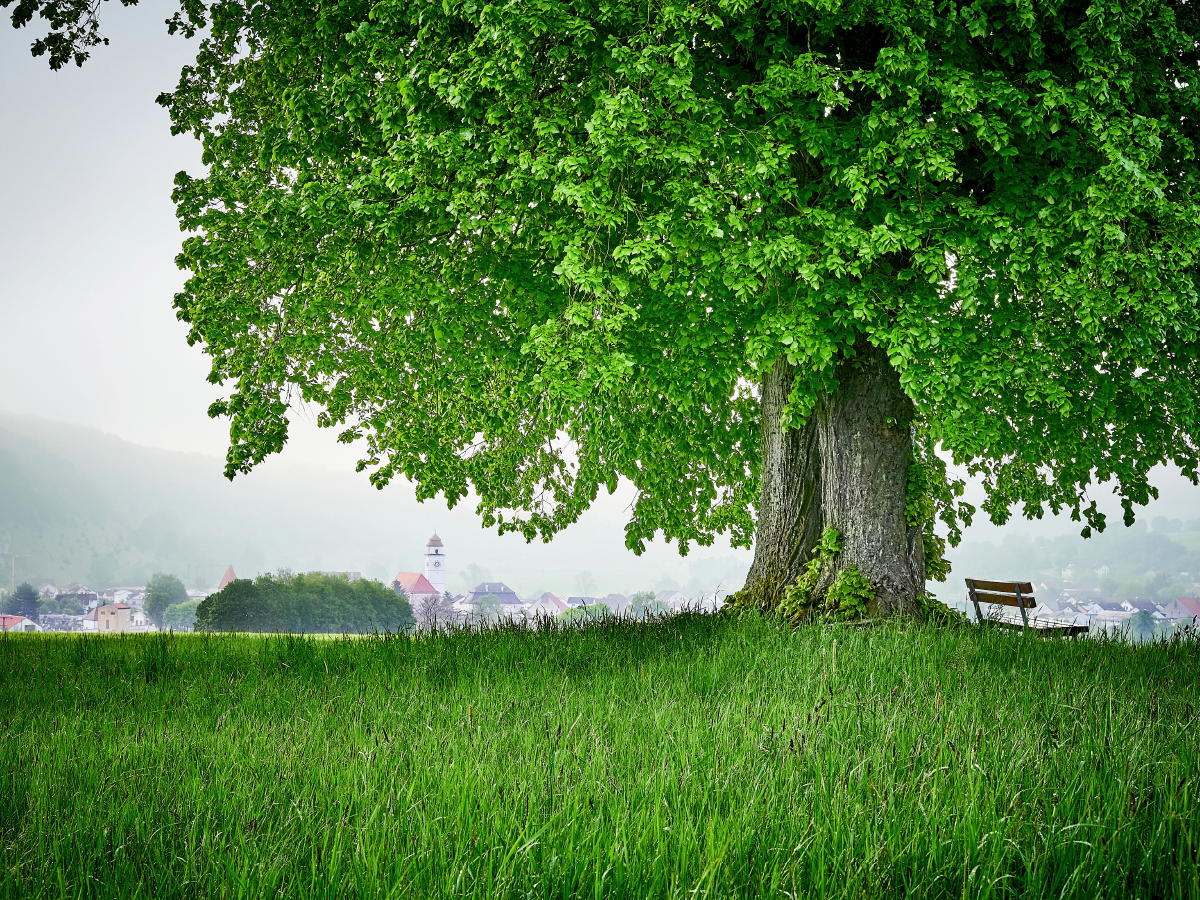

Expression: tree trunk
xmin=742 ymin=343 xmax=925 ymax=617
xmin=741 ymin=358 xmax=822 ymax=609
xmin=814 ymin=340 xmax=924 ymax=616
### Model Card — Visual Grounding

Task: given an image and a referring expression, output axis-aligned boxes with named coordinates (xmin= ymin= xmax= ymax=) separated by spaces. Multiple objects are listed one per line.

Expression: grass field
xmin=2 ymin=615 xmax=1197 ymax=898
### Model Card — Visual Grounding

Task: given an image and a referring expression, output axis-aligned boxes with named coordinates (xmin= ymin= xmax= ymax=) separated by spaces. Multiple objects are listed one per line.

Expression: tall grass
xmin=1 ymin=615 xmax=1197 ymax=898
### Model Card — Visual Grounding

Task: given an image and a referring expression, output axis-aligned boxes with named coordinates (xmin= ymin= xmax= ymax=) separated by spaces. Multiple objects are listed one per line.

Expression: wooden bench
xmin=965 ymin=579 xmax=1089 ymax=637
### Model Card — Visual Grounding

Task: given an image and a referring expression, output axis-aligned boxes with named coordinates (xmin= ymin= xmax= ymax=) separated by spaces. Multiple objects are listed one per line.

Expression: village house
xmin=655 ymin=590 xmax=690 ymax=610
xmin=103 ymin=588 xmax=146 ymax=608
xmin=565 ymin=596 xmax=601 ymax=609
xmin=84 ymin=603 xmax=132 ymax=633
xmin=1161 ymin=597 xmax=1200 ymax=622
xmin=458 ymin=582 xmax=526 ymax=620
xmin=526 ymin=592 xmax=568 ymax=616
xmin=392 ymin=571 xmax=441 ymax=608
xmin=1121 ymin=599 xmax=1168 ymax=620
xmin=56 ymin=583 xmax=99 ymax=610
xmin=601 ymin=593 xmax=632 ymax=614
xmin=0 ymin=615 xmax=40 ymax=632
xmin=1084 ymin=601 xmax=1133 ymax=628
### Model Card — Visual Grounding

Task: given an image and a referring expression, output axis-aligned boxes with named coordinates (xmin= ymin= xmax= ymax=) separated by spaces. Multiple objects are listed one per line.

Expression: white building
xmin=0 ymin=615 xmax=40 ymax=632
xmin=392 ymin=571 xmax=441 ymax=607
xmin=424 ymin=533 xmax=446 ymax=595
xmin=527 ymin=592 xmax=568 ymax=617
xmin=457 ymin=582 xmax=524 ymax=622
xmin=655 ymin=590 xmax=690 ymax=610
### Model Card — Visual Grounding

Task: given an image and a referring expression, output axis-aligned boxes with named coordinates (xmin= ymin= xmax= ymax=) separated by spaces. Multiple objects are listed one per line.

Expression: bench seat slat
xmin=968 ymin=579 xmax=1034 ymax=595
xmin=974 ymin=590 xmax=1037 ymax=608
xmin=986 ymin=614 xmax=1089 ymax=636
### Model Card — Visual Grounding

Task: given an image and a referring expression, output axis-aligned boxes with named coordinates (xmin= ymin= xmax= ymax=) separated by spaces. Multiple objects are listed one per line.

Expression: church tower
xmin=424 ymin=533 xmax=446 ymax=595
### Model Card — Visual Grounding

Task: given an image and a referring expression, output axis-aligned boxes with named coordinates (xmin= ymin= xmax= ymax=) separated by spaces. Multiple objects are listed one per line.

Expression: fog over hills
xmin=0 ymin=412 xmax=753 ymax=599
xmin=3 ymin=410 xmax=1199 ymax=604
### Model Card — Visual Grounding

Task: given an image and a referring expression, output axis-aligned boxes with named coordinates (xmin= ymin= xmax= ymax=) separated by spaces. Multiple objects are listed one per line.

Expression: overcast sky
xmin=2 ymin=7 xmax=1196 ymax=591
xmin=0 ymin=1 xmax=371 ymax=467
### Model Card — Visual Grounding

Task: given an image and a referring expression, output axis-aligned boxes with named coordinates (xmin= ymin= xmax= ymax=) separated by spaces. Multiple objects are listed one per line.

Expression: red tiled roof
xmin=534 ymin=592 xmax=568 ymax=612
xmin=0 ymin=615 xmax=31 ymax=629
xmin=218 ymin=565 xmax=237 ymax=590
xmin=426 ymin=533 xmax=444 ymax=548
xmin=1180 ymin=598 xmax=1200 ymax=617
xmin=393 ymin=572 xmax=439 ymax=596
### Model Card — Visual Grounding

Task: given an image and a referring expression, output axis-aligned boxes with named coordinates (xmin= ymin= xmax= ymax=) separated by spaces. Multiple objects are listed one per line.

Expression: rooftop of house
xmin=465 ymin=582 xmax=522 ymax=605
xmin=393 ymin=572 xmax=439 ymax=596
xmin=1122 ymin=600 xmax=1161 ymax=612
xmin=530 ymin=592 xmax=568 ymax=611
xmin=1174 ymin=597 xmax=1200 ymax=616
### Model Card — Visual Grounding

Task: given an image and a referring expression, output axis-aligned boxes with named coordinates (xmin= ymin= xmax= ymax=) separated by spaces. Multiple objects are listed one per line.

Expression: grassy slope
xmin=1 ymin=615 xmax=1197 ymax=899
xmin=1171 ymin=532 xmax=1200 ymax=554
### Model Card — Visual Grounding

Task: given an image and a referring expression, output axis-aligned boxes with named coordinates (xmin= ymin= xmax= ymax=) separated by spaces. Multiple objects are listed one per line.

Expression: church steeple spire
xmin=424 ymin=533 xmax=446 ymax=594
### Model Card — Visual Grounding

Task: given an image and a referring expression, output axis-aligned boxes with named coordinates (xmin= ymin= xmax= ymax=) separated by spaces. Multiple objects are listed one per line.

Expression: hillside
xmin=3 ymin=411 xmax=1198 ymax=602
xmin=0 ymin=412 xmax=752 ymax=597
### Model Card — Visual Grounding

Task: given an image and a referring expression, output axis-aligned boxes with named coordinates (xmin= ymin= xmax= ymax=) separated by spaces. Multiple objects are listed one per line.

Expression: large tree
xmin=144 ymin=572 xmax=188 ymax=628
xmin=4 ymin=582 xmax=41 ymax=620
xmin=16 ymin=0 xmax=1200 ymax=618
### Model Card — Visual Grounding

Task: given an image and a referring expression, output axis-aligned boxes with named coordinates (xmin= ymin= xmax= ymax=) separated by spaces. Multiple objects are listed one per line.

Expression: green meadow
xmin=1 ymin=615 xmax=1197 ymax=898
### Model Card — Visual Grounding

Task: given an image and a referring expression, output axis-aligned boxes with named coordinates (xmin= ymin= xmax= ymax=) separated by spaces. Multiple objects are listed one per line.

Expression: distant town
xmin=4 ymin=531 xmax=1199 ymax=636
xmin=1 ymin=532 xmax=722 ymax=634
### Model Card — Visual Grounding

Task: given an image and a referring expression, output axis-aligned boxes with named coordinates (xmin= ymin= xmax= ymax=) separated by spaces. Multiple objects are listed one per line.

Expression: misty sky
xmin=2 ymin=2 xmax=285 ymax=462
xmin=2 ymin=7 xmax=1197 ymax=594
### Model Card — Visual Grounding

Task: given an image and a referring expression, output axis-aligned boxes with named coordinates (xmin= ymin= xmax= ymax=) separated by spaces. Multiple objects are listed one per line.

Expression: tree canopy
xmin=163 ymin=599 xmax=201 ymax=630
xmin=3 ymin=582 xmax=41 ymax=620
xmin=145 ymin=572 xmax=188 ymax=627
xmin=161 ymin=0 xmax=1199 ymax=542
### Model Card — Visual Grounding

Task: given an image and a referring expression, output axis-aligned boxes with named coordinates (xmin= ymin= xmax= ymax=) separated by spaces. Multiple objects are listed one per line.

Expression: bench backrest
xmin=965 ymin=579 xmax=1036 ymax=609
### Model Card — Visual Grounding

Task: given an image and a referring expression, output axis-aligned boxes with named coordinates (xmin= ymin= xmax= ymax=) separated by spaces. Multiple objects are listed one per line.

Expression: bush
xmin=557 ymin=602 xmax=612 ymax=622
xmin=195 ymin=572 xmax=415 ymax=633
xmin=163 ymin=600 xmax=201 ymax=631
xmin=37 ymin=596 xmax=84 ymax=617
xmin=627 ymin=591 xmax=671 ymax=619
xmin=145 ymin=573 xmax=188 ymax=627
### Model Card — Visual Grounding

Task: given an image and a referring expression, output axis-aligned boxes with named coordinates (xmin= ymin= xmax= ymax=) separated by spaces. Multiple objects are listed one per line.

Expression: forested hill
xmin=1 ymin=411 xmax=1195 ymax=598
xmin=0 ymin=412 xmax=753 ymax=596
xmin=0 ymin=412 xmax=416 ymax=590
xmin=941 ymin=528 xmax=1200 ymax=604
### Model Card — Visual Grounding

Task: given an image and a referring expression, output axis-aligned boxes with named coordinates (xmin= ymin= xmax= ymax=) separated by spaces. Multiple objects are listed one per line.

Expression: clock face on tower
xmin=432 ymin=560 xmax=441 ymax=568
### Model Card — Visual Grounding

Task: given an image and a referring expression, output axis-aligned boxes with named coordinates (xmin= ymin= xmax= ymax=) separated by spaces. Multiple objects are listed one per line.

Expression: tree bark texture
xmin=744 ymin=342 xmax=925 ymax=617
xmin=740 ymin=358 xmax=823 ymax=609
